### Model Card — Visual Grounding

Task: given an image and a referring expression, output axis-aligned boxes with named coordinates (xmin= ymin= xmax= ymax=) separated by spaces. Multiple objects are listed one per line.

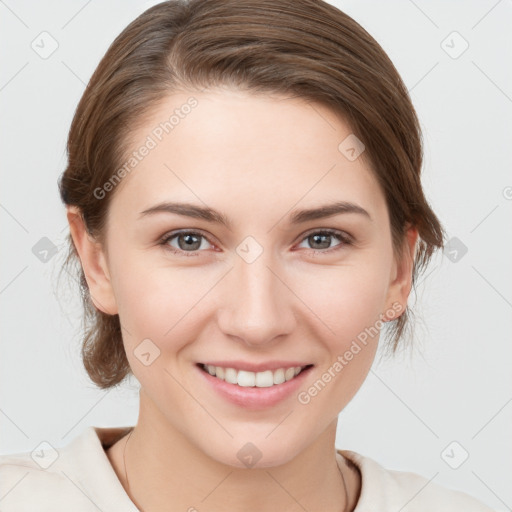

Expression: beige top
xmin=0 ymin=426 xmax=497 ymax=511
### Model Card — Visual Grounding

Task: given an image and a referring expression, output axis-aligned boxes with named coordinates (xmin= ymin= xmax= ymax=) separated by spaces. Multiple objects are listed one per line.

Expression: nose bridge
xmin=217 ymin=245 xmax=294 ymax=346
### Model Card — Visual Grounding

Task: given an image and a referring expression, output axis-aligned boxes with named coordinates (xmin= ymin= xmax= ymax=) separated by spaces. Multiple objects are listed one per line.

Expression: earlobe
xmin=383 ymin=226 xmax=419 ymax=321
xmin=66 ymin=206 xmax=118 ymax=315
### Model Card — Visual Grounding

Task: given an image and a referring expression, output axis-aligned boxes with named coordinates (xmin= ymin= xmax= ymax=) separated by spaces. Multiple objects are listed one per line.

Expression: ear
xmin=383 ymin=225 xmax=419 ymax=321
xmin=66 ymin=206 xmax=118 ymax=315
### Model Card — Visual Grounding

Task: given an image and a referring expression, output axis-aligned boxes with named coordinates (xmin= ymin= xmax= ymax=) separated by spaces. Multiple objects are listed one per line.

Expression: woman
xmin=0 ymin=0 xmax=496 ymax=510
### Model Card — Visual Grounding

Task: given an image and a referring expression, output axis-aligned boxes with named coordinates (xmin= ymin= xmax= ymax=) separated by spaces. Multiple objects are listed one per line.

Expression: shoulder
xmin=0 ymin=426 xmax=137 ymax=511
xmin=339 ymin=449 xmax=497 ymax=512
xmin=0 ymin=448 xmax=95 ymax=510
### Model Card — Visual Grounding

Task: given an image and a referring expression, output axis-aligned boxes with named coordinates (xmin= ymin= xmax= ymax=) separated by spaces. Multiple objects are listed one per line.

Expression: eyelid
xmin=299 ymin=227 xmax=353 ymax=244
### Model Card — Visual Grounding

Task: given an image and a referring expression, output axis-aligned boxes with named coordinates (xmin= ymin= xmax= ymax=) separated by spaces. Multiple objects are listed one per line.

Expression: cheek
xmin=298 ymin=255 xmax=392 ymax=341
xmin=110 ymin=250 xmax=216 ymax=352
xmin=293 ymin=256 xmax=391 ymax=409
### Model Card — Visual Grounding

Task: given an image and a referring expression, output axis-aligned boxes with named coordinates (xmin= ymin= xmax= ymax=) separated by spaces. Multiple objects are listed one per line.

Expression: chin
xmin=197 ymin=432 xmax=308 ymax=470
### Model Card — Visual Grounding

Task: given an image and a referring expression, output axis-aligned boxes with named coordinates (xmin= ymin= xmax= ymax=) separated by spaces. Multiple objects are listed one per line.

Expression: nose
xmin=216 ymin=249 xmax=296 ymax=348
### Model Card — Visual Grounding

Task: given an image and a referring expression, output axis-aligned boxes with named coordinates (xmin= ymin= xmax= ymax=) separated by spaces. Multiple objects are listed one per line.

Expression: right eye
xmin=159 ymin=230 xmax=214 ymax=257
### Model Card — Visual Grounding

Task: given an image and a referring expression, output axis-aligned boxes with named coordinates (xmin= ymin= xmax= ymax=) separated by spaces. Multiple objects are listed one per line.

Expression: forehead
xmin=107 ymin=88 xmax=385 ymax=227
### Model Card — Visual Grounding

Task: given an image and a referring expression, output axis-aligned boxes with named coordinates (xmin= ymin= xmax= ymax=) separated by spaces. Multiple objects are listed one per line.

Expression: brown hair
xmin=58 ymin=0 xmax=445 ymax=389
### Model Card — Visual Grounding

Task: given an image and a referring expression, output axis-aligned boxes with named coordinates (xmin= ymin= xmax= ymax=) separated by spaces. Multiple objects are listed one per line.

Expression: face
xmin=71 ymin=88 xmax=416 ymax=468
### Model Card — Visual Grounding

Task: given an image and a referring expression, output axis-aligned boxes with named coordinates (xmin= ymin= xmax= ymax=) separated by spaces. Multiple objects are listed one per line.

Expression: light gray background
xmin=1 ymin=0 xmax=511 ymax=510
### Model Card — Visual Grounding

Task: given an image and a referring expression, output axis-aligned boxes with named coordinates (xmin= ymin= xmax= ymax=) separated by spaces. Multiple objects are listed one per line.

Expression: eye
xmin=296 ymin=229 xmax=352 ymax=253
xmin=159 ymin=230 xmax=213 ymax=257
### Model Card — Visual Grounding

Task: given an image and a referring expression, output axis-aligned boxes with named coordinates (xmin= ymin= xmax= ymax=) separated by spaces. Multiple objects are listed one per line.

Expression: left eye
xmin=296 ymin=230 xmax=349 ymax=252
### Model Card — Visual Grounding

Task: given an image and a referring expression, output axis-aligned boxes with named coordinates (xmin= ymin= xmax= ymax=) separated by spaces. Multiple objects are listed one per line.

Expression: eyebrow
xmin=138 ymin=200 xmax=371 ymax=228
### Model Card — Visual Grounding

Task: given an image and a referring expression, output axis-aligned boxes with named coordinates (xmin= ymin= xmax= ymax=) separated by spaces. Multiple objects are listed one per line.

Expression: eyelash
xmin=158 ymin=228 xmax=353 ymax=258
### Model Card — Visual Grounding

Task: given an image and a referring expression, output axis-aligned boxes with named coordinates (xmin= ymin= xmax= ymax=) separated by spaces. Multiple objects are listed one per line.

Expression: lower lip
xmin=196 ymin=364 xmax=313 ymax=410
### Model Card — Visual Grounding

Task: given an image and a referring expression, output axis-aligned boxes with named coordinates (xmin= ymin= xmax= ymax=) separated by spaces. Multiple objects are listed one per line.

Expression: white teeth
xmin=237 ymin=370 xmax=255 ymax=387
xmin=203 ymin=364 xmax=307 ymax=387
xmin=273 ymin=368 xmax=285 ymax=385
xmin=284 ymin=367 xmax=296 ymax=381
xmin=255 ymin=370 xmax=274 ymax=388
xmin=224 ymin=367 xmax=237 ymax=384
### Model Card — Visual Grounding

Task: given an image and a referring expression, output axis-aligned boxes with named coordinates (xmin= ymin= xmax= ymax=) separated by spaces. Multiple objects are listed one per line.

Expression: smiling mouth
xmin=198 ymin=363 xmax=313 ymax=388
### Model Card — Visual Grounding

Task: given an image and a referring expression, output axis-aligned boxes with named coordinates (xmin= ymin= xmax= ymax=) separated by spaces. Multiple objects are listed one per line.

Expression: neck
xmin=113 ymin=392 xmax=356 ymax=512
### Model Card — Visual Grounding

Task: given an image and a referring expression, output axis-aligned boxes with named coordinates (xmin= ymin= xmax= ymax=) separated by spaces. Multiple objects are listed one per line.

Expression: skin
xmin=68 ymin=87 xmax=418 ymax=512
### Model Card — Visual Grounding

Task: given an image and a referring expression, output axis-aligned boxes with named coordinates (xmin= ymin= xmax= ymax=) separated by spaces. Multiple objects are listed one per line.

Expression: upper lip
xmin=199 ymin=361 xmax=313 ymax=372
